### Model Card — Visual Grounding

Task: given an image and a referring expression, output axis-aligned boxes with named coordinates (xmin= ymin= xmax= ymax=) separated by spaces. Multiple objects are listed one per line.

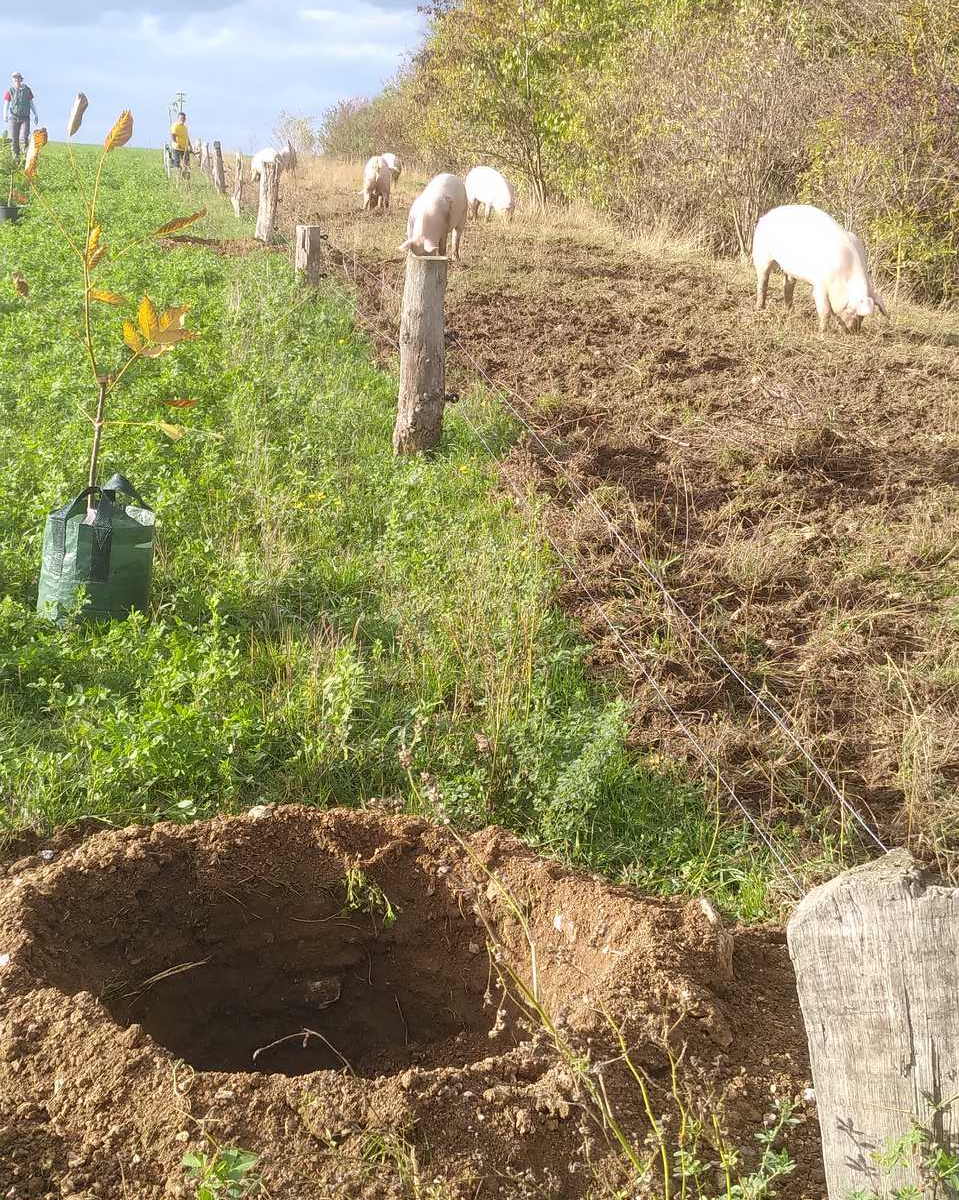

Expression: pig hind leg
xmin=783 ymin=275 xmax=796 ymax=308
xmin=452 ymin=223 xmax=465 ymax=261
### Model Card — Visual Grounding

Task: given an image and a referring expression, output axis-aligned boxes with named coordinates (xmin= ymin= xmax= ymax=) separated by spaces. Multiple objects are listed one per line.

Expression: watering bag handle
xmin=102 ymin=473 xmax=152 ymax=512
xmin=46 ymin=486 xmax=117 ymax=584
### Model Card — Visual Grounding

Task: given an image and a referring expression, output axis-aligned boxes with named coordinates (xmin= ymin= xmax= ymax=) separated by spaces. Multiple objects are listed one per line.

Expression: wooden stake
xmin=211 ymin=141 xmax=226 ymax=195
xmin=231 ymin=153 xmax=244 ymax=218
xmin=255 ymin=160 xmax=280 ymax=244
xmin=294 ymin=225 xmax=325 ymax=285
xmin=393 ymin=254 xmax=448 ymax=455
xmin=787 ymin=850 xmax=959 ymax=1199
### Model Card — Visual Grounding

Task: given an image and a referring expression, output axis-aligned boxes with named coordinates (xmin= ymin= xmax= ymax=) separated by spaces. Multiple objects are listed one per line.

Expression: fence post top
xmin=787 ymin=848 xmax=952 ymax=938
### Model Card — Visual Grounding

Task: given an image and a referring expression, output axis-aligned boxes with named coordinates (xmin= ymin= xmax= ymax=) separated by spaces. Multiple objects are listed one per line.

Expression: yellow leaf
xmin=90 ymin=288 xmax=126 ymax=306
xmin=67 ymin=93 xmax=88 ymax=138
xmin=23 ymin=139 xmax=40 ymax=176
xmin=154 ymin=209 xmax=207 ymax=237
xmin=158 ymin=304 xmax=190 ymax=332
xmin=137 ymin=295 xmax=158 ymax=340
xmin=11 ymin=273 xmax=28 ymax=298
xmin=122 ymin=320 xmax=143 ymax=353
xmin=32 ymin=128 xmax=48 ymax=150
xmin=87 ymin=245 xmax=107 ymax=269
xmin=139 ymin=345 xmax=166 ymax=358
xmin=158 ymin=422 xmax=185 ymax=441
xmin=151 ymin=327 xmax=198 ymax=346
xmin=103 ymin=110 xmax=133 ymax=152
xmin=87 ymin=226 xmax=101 ymax=255
xmin=160 ymin=398 xmax=198 ymax=408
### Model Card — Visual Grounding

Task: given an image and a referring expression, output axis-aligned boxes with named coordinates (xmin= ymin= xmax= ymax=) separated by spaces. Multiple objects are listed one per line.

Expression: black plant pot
xmin=0 ymin=205 xmax=19 ymax=223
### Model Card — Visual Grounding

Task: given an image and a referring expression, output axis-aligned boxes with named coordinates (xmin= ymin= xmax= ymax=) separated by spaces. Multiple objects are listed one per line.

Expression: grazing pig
xmin=250 ymin=141 xmax=297 ymax=182
xmin=400 ymin=173 xmax=468 ymax=260
xmin=464 ymin=165 xmax=516 ymax=221
xmin=381 ymin=152 xmax=403 ymax=181
xmin=752 ymin=204 xmax=887 ymax=334
xmin=361 ymin=155 xmax=392 ymax=211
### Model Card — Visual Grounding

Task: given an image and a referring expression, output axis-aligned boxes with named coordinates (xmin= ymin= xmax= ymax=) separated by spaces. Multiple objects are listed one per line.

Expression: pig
xmin=400 ymin=173 xmax=468 ymax=260
xmin=361 ymin=155 xmax=392 ymax=211
xmin=464 ymin=165 xmax=516 ymax=221
xmin=752 ymin=204 xmax=887 ymax=335
xmin=381 ymin=152 xmax=403 ymax=181
xmin=250 ymin=142 xmax=297 ymax=182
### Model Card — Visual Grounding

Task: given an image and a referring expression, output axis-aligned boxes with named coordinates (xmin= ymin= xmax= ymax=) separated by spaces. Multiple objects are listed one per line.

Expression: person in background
xmin=3 ymin=73 xmax=38 ymax=159
xmin=170 ymin=111 xmax=190 ymax=170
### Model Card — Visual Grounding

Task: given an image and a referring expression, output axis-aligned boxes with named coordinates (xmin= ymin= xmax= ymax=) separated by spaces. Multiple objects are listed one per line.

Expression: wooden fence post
xmin=294 ymin=225 xmax=325 ymax=285
xmin=231 ymin=154 xmax=244 ymax=218
xmin=393 ymin=254 xmax=448 ymax=455
xmin=255 ymin=161 xmax=280 ymax=243
xmin=211 ymin=141 xmax=226 ymax=195
xmin=197 ymin=142 xmax=207 ymax=175
xmin=787 ymin=850 xmax=959 ymax=1200
xmin=163 ymin=146 xmax=172 ymax=179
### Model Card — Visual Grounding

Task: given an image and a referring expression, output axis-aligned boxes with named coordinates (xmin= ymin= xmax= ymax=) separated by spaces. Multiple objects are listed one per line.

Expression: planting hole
xmin=28 ymin=824 xmax=505 ymax=1078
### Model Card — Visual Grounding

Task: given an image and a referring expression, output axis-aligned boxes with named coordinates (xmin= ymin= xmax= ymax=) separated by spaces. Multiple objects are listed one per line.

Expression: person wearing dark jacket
xmin=3 ymin=73 xmax=38 ymax=158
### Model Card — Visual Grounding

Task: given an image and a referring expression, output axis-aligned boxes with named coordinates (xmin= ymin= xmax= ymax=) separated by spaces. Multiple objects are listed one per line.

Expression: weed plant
xmin=0 ymin=145 xmax=781 ymax=917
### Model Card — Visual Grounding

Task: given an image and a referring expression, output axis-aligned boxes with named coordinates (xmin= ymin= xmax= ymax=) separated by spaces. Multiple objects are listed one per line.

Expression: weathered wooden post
xmin=255 ymin=161 xmax=280 ymax=244
xmin=162 ymin=146 xmax=172 ymax=179
xmin=231 ymin=154 xmax=244 ymax=218
xmin=393 ymin=254 xmax=448 ymax=455
xmin=211 ymin=141 xmax=226 ymax=195
xmin=787 ymin=850 xmax=959 ymax=1200
xmin=294 ymin=225 xmax=325 ymax=285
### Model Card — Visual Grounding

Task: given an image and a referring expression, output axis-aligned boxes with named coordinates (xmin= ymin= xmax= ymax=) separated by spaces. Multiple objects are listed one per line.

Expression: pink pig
xmin=753 ymin=204 xmax=887 ymax=334
xmin=400 ymin=173 xmax=468 ymax=261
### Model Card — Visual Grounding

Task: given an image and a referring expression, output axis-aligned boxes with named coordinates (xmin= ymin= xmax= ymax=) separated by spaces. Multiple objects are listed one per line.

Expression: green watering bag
xmin=36 ymin=474 xmax=155 ymax=622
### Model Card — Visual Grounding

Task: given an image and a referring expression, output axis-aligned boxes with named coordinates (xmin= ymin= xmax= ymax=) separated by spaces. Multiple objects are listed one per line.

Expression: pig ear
xmin=399 ymin=238 xmax=415 ymax=253
xmin=873 ymin=293 xmax=889 ymax=318
xmin=423 ymin=238 xmax=439 ymax=254
xmin=855 ymin=296 xmax=876 ymax=318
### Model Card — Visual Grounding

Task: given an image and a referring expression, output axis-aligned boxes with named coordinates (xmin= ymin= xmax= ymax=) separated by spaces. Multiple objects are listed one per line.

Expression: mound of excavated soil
xmin=0 ymin=807 xmax=821 ymax=1199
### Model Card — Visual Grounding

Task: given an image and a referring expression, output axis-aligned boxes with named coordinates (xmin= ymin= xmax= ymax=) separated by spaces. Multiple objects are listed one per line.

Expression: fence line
xmin=328 ymin=251 xmax=807 ymax=895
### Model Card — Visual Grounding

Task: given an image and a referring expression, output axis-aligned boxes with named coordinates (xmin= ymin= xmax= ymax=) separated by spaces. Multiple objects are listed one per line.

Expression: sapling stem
xmin=87 ymin=376 xmax=108 ymax=498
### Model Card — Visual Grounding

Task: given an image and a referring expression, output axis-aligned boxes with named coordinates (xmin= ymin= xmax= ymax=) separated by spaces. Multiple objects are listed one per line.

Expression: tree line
xmin=316 ymin=0 xmax=959 ymax=302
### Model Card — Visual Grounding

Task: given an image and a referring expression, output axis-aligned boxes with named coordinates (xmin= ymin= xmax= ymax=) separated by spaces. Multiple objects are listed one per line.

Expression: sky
xmin=0 ymin=0 xmax=426 ymax=152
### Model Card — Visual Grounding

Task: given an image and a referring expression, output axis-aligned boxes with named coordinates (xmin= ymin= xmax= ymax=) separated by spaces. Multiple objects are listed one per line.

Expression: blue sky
xmin=1 ymin=0 xmax=425 ymax=151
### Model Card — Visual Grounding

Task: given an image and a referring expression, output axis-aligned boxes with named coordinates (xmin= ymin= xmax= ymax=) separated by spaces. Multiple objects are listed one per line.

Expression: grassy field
xmin=0 ymin=145 xmax=782 ymax=918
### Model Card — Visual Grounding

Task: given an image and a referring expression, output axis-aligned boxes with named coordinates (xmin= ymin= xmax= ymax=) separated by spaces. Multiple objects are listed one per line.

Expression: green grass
xmin=0 ymin=144 xmax=780 ymax=917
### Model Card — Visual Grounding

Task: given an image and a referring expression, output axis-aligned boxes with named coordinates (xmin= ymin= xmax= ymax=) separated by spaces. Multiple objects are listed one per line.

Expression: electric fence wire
xmin=331 ymin=251 xmax=808 ymax=896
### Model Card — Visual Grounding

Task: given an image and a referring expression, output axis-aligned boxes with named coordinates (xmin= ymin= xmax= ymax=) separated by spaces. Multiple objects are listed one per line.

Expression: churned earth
xmin=281 ymin=160 xmax=959 ymax=877
xmin=0 ymin=806 xmax=821 ymax=1199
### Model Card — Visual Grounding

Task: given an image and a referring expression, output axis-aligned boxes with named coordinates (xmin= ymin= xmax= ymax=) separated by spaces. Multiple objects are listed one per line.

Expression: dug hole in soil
xmin=0 ymin=807 xmax=823 ymax=1198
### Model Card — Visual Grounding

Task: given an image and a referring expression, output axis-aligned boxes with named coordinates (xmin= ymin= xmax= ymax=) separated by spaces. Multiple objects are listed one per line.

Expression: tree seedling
xmin=23 ymin=97 xmax=207 ymax=496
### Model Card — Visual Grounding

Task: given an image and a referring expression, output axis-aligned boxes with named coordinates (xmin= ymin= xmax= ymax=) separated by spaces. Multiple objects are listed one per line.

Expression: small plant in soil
xmin=341 ymin=864 xmax=399 ymax=928
xmin=846 ymin=1095 xmax=959 ymax=1200
xmin=23 ymin=102 xmax=205 ymax=492
xmin=182 ymin=1146 xmax=262 ymax=1199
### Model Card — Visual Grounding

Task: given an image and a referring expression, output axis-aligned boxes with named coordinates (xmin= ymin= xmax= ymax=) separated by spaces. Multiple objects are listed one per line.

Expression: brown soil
xmin=0 ymin=807 xmax=821 ymax=1199
xmin=281 ymin=168 xmax=959 ymax=871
